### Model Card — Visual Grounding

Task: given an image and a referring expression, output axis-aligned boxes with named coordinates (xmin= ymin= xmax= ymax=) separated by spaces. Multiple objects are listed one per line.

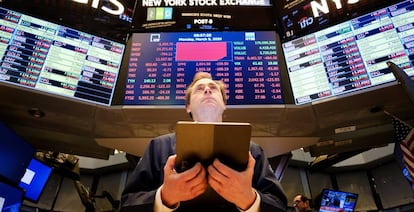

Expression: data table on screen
xmin=283 ymin=0 xmax=414 ymax=105
xmin=0 ymin=7 xmax=125 ymax=105
xmin=123 ymin=31 xmax=284 ymax=105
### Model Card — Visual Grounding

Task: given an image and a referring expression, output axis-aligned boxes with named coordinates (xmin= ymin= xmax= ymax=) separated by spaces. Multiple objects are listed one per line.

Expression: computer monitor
xmin=319 ymin=188 xmax=358 ymax=212
xmin=0 ymin=122 xmax=34 ymax=185
xmin=282 ymin=0 xmax=414 ymax=105
xmin=0 ymin=181 xmax=23 ymax=212
xmin=0 ymin=0 xmax=136 ymax=42
xmin=0 ymin=6 xmax=125 ymax=106
xmin=133 ymin=2 xmax=275 ymax=31
xmin=117 ymin=30 xmax=286 ymax=106
xmin=18 ymin=158 xmax=53 ymax=202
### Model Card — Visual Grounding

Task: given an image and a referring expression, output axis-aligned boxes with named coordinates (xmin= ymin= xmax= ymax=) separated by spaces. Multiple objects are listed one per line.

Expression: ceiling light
xmin=28 ymin=108 xmax=45 ymax=118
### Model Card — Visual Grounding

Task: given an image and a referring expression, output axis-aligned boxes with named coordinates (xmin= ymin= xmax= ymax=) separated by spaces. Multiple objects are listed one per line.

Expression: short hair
xmin=300 ymin=195 xmax=311 ymax=203
xmin=296 ymin=194 xmax=313 ymax=207
xmin=184 ymin=72 xmax=227 ymax=106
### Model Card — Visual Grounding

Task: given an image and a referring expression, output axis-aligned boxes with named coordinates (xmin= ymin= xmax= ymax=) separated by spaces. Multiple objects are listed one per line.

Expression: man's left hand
xmin=207 ymin=152 xmax=257 ymax=210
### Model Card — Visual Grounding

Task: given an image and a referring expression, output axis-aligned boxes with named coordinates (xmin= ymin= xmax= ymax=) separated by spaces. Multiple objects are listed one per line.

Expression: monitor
xmin=0 ymin=6 xmax=126 ymax=106
xmin=274 ymin=0 xmax=401 ymax=41
xmin=0 ymin=122 xmax=34 ymax=185
xmin=319 ymin=188 xmax=358 ymax=212
xmin=0 ymin=0 xmax=137 ymax=42
xmin=0 ymin=181 xmax=23 ymax=212
xmin=282 ymin=0 xmax=414 ymax=105
xmin=133 ymin=2 xmax=275 ymax=31
xmin=117 ymin=31 xmax=285 ymax=106
xmin=18 ymin=158 xmax=53 ymax=202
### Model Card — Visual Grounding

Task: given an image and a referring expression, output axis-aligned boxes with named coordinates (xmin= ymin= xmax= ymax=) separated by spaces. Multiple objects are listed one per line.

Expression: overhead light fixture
xmin=28 ymin=108 xmax=45 ymax=118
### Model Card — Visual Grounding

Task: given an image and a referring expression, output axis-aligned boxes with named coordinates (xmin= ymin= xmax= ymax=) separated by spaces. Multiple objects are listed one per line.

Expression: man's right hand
xmin=161 ymin=155 xmax=208 ymax=208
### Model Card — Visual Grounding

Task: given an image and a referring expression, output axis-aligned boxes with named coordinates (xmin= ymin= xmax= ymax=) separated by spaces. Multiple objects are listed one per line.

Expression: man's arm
xmin=120 ymin=134 xmax=175 ymax=211
xmin=121 ymin=134 xmax=208 ymax=211
xmin=250 ymin=142 xmax=288 ymax=211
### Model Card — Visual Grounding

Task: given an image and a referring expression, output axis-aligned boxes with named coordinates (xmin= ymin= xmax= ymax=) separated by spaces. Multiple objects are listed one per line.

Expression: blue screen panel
xmin=0 ymin=181 xmax=23 ymax=212
xmin=0 ymin=122 xmax=34 ymax=185
xmin=18 ymin=158 xmax=52 ymax=202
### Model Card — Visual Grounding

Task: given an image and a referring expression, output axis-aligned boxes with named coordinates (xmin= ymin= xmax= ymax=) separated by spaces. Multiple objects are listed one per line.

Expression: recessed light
xmin=28 ymin=108 xmax=45 ymax=118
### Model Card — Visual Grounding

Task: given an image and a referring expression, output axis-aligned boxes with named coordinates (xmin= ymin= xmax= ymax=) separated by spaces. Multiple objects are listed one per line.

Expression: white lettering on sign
xmin=165 ymin=0 xmax=187 ymax=6
xmin=220 ymin=0 xmax=265 ymax=6
xmin=142 ymin=0 xmax=267 ymax=7
xmin=194 ymin=19 xmax=213 ymax=24
xmin=189 ymin=0 xmax=217 ymax=6
xmin=72 ymin=0 xmax=125 ymax=15
xmin=311 ymin=0 xmax=360 ymax=17
xmin=142 ymin=0 xmax=163 ymax=6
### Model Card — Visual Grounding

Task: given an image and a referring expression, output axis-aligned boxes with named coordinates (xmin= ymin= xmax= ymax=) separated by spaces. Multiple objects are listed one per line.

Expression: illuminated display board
xmin=133 ymin=0 xmax=275 ymax=31
xmin=275 ymin=0 xmax=402 ymax=41
xmin=0 ymin=181 xmax=23 ymax=212
xmin=121 ymin=31 xmax=283 ymax=105
xmin=0 ymin=0 xmax=136 ymax=42
xmin=0 ymin=7 xmax=125 ymax=105
xmin=283 ymin=0 xmax=414 ymax=105
xmin=319 ymin=189 xmax=358 ymax=212
xmin=18 ymin=158 xmax=52 ymax=202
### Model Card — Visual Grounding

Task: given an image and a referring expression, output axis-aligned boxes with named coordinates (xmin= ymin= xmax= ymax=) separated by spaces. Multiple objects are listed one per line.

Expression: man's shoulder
xmin=249 ymin=141 xmax=263 ymax=152
xmin=152 ymin=133 xmax=176 ymax=143
xmin=155 ymin=132 xmax=175 ymax=139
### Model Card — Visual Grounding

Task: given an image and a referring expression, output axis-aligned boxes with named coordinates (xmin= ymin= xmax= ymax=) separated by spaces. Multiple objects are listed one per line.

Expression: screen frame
xmin=0 ymin=0 xmax=137 ymax=43
xmin=18 ymin=158 xmax=53 ymax=203
xmin=319 ymin=188 xmax=359 ymax=212
xmin=281 ymin=0 xmax=414 ymax=105
xmin=0 ymin=5 xmax=128 ymax=107
xmin=112 ymin=30 xmax=294 ymax=107
xmin=0 ymin=181 xmax=24 ymax=212
xmin=0 ymin=122 xmax=35 ymax=186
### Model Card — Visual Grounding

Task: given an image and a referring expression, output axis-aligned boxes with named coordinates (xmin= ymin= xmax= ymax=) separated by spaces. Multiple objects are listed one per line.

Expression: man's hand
xmin=161 ymin=155 xmax=208 ymax=208
xmin=207 ymin=152 xmax=257 ymax=210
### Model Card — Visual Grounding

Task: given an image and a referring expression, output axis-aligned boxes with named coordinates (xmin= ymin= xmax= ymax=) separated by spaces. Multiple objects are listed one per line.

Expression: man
xmin=121 ymin=72 xmax=287 ymax=211
xmin=293 ymin=194 xmax=317 ymax=212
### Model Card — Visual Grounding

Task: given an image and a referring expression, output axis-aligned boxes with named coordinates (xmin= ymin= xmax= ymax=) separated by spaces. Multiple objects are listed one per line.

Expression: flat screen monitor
xmin=18 ymin=158 xmax=53 ymax=202
xmin=274 ymin=0 xmax=401 ymax=41
xmin=0 ymin=0 xmax=137 ymax=42
xmin=132 ymin=4 xmax=275 ymax=31
xmin=0 ymin=122 xmax=34 ymax=185
xmin=0 ymin=181 xmax=23 ymax=212
xmin=319 ymin=188 xmax=358 ymax=212
xmin=0 ymin=6 xmax=126 ymax=106
xmin=282 ymin=0 xmax=414 ymax=105
xmin=119 ymin=31 xmax=285 ymax=106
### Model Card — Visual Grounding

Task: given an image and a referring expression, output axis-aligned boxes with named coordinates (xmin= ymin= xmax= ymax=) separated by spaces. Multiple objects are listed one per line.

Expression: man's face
xmin=293 ymin=195 xmax=307 ymax=212
xmin=186 ymin=78 xmax=226 ymax=122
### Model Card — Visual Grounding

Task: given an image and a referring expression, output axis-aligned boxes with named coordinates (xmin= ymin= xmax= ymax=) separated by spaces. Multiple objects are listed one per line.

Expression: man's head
xmin=293 ymin=194 xmax=312 ymax=212
xmin=185 ymin=72 xmax=227 ymax=122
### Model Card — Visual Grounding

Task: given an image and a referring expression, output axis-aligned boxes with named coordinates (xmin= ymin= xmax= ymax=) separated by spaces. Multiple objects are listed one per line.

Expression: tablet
xmin=175 ymin=121 xmax=252 ymax=172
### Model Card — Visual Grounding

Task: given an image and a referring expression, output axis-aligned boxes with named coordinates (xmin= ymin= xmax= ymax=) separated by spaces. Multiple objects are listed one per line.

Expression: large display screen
xmin=282 ymin=0 xmax=414 ymax=105
xmin=0 ymin=0 xmax=137 ymax=42
xmin=319 ymin=188 xmax=358 ymax=212
xmin=132 ymin=5 xmax=276 ymax=31
xmin=274 ymin=0 xmax=401 ymax=41
xmin=0 ymin=6 xmax=125 ymax=106
xmin=0 ymin=181 xmax=23 ymax=212
xmin=18 ymin=158 xmax=53 ymax=202
xmin=120 ymin=31 xmax=284 ymax=105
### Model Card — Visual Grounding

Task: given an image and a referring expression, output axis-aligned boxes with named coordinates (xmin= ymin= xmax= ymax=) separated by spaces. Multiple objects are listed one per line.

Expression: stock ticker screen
xmin=275 ymin=0 xmax=402 ymax=41
xmin=283 ymin=0 xmax=414 ymax=105
xmin=121 ymin=31 xmax=284 ymax=105
xmin=0 ymin=6 xmax=125 ymax=106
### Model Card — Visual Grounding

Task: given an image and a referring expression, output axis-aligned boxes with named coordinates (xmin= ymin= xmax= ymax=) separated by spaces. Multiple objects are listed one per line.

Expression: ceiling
xmin=1 ymin=81 xmax=413 ymax=165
